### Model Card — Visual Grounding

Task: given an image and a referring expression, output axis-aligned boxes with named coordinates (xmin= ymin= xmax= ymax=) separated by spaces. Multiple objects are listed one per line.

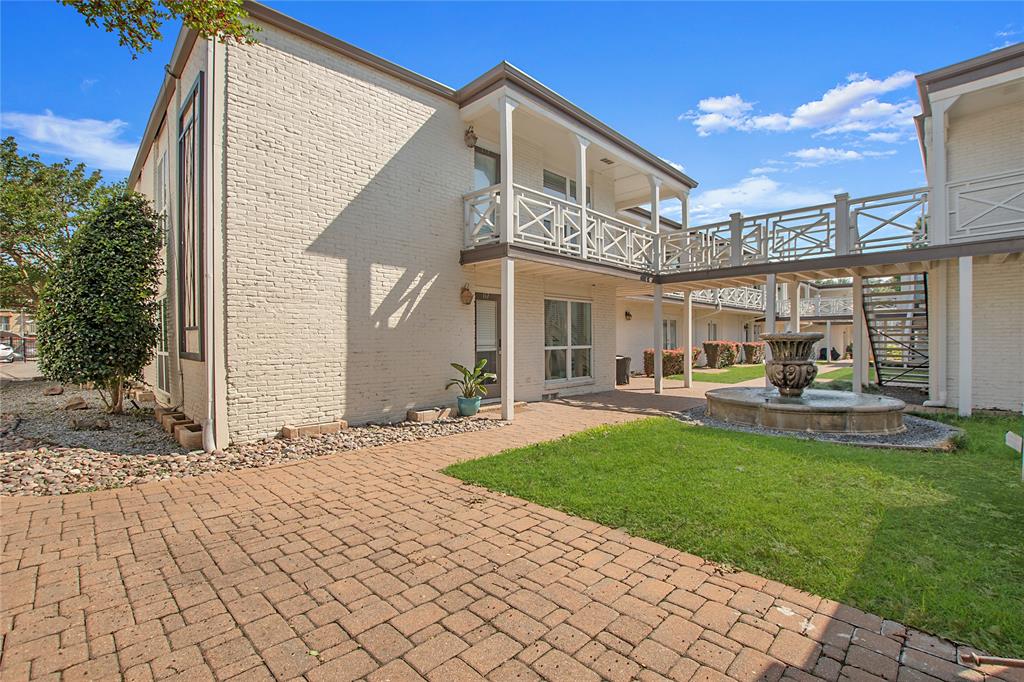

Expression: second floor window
xmin=178 ymin=74 xmax=204 ymax=358
xmin=474 ymin=147 xmax=499 ymax=190
xmin=542 ymin=170 xmax=592 ymax=207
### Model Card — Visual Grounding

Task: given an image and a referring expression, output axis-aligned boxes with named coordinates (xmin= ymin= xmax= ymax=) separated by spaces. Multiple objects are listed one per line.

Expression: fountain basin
xmin=706 ymin=387 xmax=906 ymax=435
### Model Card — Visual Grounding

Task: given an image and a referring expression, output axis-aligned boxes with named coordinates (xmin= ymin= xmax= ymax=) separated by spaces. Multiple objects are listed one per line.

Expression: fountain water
xmin=705 ymin=332 xmax=906 ymax=435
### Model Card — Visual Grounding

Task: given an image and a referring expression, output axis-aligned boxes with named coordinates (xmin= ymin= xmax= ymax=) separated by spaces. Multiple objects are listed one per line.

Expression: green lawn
xmin=667 ymin=363 xmax=767 ymax=384
xmin=445 ymin=415 xmax=1024 ymax=656
xmin=816 ymin=365 xmax=878 ymax=383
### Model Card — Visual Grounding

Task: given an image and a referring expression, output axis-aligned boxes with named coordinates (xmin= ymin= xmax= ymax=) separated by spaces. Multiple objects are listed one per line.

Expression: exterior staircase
xmin=862 ymin=274 xmax=929 ymax=386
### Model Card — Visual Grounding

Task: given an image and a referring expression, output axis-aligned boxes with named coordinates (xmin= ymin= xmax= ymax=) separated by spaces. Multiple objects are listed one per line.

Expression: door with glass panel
xmin=475 ymin=293 xmax=501 ymax=398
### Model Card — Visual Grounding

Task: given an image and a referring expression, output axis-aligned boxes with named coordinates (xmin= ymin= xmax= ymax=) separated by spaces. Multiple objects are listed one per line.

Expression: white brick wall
xmin=947 ymin=100 xmax=1024 ymax=182
xmin=221 ymin=24 xmax=477 ymax=441
xmin=942 ymin=257 xmax=1024 ymax=411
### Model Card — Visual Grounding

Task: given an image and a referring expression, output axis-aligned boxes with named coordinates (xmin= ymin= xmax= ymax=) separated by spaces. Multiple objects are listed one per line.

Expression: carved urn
xmin=761 ymin=332 xmax=824 ymax=398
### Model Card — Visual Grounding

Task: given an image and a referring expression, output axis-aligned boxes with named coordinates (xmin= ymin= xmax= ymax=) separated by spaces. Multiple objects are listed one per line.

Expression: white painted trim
xmin=653 ymin=284 xmax=663 ymax=394
xmin=852 ymin=275 xmax=865 ymax=394
xmin=929 ymin=69 xmax=1024 ymax=104
xmin=683 ymin=292 xmax=693 ymax=388
xmin=765 ymin=275 xmax=776 ymax=389
xmin=500 ymin=257 xmax=515 ymax=420
xmin=926 ymin=262 xmax=948 ymax=406
xmin=957 ymin=256 xmax=973 ymax=416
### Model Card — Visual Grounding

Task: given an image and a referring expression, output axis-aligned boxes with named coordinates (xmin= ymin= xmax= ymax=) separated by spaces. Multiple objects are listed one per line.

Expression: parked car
xmin=0 ymin=343 xmax=15 ymax=363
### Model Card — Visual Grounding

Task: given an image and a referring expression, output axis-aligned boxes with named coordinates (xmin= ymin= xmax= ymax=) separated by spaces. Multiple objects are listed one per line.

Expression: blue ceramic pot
xmin=457 ymin=396 xmax=481 ymax=416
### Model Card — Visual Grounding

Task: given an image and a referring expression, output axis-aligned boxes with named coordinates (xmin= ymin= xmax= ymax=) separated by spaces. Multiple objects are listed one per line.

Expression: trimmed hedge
xmin=703 ymin=341 xmax=740 ymax=368
xmin=643 ymin=347 xmax=702 ymax=376
xmin=741 ymin=341 xmax=766 ymax=364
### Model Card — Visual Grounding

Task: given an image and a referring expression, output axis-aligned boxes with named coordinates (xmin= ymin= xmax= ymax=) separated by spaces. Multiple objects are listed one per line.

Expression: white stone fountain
xmin=705 ymin=332 xmax=906 ymax=435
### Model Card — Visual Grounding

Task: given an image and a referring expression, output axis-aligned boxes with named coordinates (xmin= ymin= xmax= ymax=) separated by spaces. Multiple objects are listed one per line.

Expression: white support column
xmin=729 ymin=212 xmax=743 ymax=267
xmin=852 ymin=274 xmax=865 ymax=394
xmin=683 ymin=292 xmax=693 ymax=388
xmin=926 ymin=262 xmax=948 ymax=406
xmin=575 ymin=134 xmax=590 ymax=259
xmin=788 ymin=280 xmax=801 ymax=332
xmin=958 ymin=256 xmax=972 ymax=416
xmin=679 ymin=194 xmax=688 ymax=230
xmin=498 ymin=95 xmax=518 ymax=244
xmin=500 ymin=257 xmax=515 ymax=420
xmin=764 ymin=274 xmax=776 ymax=389
xmin=835 ymin=192 xmax=851 ymax=255
xmin=653 ymin=284 xmax=664 ymax=394
xmin=926 ymin=97 xmax=958 ymax=246
xmin=825 ymin=320 xmax=832 ymax=362
xmin=649 ymin=175 xmax=662 ymax=269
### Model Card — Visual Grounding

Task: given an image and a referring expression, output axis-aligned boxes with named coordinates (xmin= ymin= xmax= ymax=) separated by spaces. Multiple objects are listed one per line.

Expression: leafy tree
xmin=0 ymin=136 xmax=103 ymax=309
xmin=60 ymin=0 xmax=258 ymax=57
xmin=37 ymin=186 xmax=163 ymax=413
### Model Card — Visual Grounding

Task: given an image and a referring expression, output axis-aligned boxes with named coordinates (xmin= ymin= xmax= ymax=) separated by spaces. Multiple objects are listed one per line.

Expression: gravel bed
xmin=677 ymin=405 xmax=962 ymax=451
xmin=2 ymin=382 xmax=186 ymax=455
xmin=1 ymin=381 xmax=507 ymax=496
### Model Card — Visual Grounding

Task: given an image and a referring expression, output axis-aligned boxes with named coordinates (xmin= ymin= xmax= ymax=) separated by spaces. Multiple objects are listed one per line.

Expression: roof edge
xmin=916 ymin=42 xmax=1024 ymax=117
xmin=127 ymin=28 xmax=199 ymax=186
xmin=456 ymin=61 xmax=698 ymax=189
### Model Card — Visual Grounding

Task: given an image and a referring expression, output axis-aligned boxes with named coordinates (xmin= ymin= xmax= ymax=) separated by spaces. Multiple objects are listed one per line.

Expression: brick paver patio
xmin=0 ymin=382 xmax=1013 ymax=681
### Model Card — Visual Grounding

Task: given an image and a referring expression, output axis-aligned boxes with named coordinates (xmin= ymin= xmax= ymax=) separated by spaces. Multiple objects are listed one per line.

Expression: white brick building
xmin=130 ymin=4 xmax=1023 ymax=448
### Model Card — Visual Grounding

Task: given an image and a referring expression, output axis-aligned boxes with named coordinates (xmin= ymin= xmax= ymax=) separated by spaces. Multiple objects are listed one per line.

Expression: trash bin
xmin=615 ymin=355 xmax=631 ymax=385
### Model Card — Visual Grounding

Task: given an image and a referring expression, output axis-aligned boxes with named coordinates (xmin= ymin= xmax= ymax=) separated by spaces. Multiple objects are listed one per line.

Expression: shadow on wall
xmin=223 ymin=27 xmax=477 ymax=434
xmin=303 ymin=118 xmax=473 ymax=425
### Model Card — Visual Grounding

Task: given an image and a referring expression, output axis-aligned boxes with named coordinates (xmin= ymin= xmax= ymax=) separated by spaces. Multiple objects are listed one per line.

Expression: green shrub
xmin=643 ymin=347 xmax=702 ymax=376
xmin=741 ymin=341 xmax=765 ymax=364
xmin=703 ymin=341 xmax=740 ymax=368
xmin=36 ymin=186 xmax=162 ymax=413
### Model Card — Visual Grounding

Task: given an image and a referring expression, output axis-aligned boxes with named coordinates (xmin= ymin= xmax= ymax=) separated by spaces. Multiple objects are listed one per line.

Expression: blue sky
xmin=2 ymin=1 xmax=1021 ymax=222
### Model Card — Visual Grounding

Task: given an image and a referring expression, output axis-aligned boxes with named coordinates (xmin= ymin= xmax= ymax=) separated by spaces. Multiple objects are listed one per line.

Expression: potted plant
xmin=446 ymin=359 xmax=496 ymax=416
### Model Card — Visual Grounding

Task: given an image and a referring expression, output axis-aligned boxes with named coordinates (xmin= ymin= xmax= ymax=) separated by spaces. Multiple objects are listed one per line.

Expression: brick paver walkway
xmin=1 ymin=383 xmax=1012 ymax=681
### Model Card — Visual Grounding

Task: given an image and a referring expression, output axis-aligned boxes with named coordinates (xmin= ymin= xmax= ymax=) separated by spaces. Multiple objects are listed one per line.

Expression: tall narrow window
xmin=663 ymin=320 xmax=678 ymax=349
xmin=473 ymin=147 xmax=500 ymax=190
xmin=156 ymin=297 xmax=170 ymax=394
xmin=178 ymin=75 xmax=204 ymax=358
xmin=544 ymin=299 xmax=592 ymax=381
xmin=707 ymin=322 xmax=718 ymax=341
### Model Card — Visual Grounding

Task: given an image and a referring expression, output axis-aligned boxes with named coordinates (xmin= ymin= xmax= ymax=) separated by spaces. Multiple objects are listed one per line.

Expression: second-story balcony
xmin=465 ymin=184 xmax=660 ymax=272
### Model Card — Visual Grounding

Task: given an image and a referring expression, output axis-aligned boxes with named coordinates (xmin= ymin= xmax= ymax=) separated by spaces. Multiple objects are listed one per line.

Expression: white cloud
xmin=659 ymin=156 xmax=686 ymax=173
xmin=785 ymin=146 xmax=895 ymax=168
xmin=1 ymin=110 xmax=137 ymax=171
xmin=683 ymin=71 xmax=919 ymax=139
xmin=80 ymin=79 xmax=98 ymax=92
xmin=749 ymin=166 xmax=778 ymax=175
xmin=865 ymin=131 xmax=908 ymax=144
xmin=689 ymin=175 xmax=836 ymax=223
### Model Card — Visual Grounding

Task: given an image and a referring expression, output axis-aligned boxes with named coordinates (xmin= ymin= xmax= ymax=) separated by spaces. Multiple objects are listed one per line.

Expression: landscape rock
xmin=62 ymin=397 xmax=88 ymax=410
xmin=42 ymin=386 xmax=64 ymax=396
xmin=2 ymin=381 xmax=507 ymax=496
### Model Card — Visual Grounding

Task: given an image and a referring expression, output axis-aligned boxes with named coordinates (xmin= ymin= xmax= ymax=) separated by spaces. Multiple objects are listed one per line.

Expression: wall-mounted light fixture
xmin=460 ymin=285 xmax=474 ymax=305
xmin=464 ymin=126 xmax=478 ymax=148
xmin=624 ymin=310 xmax=632 ymax=321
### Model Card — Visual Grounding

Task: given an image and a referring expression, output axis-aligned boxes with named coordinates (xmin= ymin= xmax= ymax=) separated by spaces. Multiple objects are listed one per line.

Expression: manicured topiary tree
xmin=36 ymin=186 xmax=162 ymax=413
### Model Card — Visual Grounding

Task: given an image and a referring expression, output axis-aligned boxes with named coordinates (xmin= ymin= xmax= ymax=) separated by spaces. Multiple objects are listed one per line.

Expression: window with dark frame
xmin=178 ymin=75 xmax=204 ymax=358
xmin=544 ymin=299 xmax=592 ymax=381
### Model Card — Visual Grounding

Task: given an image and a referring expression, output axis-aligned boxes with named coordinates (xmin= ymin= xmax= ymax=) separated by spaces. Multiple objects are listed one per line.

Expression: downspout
xmin=203 ymin=38 xmax=219 ymax=452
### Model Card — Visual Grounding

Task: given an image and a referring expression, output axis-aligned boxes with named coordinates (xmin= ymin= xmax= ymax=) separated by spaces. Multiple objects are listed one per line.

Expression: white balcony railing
xmin=464 ymin=185 xmax=970 ymax=276
xmin=690 ymin=286 xmax=765 ymax=310
xmin=780 ymin=297 xmax=854 ymax=317
xmin=464 ymin=185 xmax=659 ymax=271
xmin=660 ymin=187 xmax=930 ymax=274
xmin=948 ymin=169 xmax=1024 ymax=242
